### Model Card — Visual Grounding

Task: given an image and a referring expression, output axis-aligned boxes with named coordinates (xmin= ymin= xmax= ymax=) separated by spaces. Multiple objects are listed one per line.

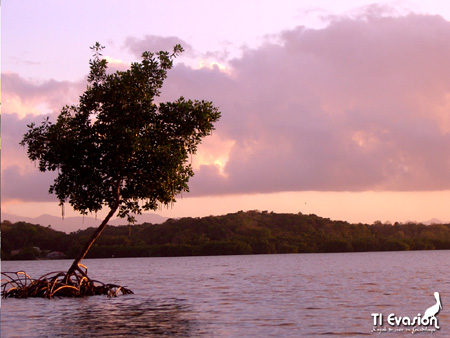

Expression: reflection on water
xmin=3 ymin=296 xmax=204 ymax=337
xmin=58 ymin=298 xmax=199 ymax=337
xmin=2 ymin=251 xmax=450 ymax=337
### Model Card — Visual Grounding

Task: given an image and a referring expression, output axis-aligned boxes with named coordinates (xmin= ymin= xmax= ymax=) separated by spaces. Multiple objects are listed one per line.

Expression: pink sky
xmin=2 ymin=1 xmax=450 ymax=225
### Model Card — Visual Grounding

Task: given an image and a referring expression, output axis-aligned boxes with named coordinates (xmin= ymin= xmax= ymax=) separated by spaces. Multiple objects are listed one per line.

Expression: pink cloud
xmin=2 ymin=72 xmax=85 ymax=117
xmin=2 ymin=165 xmax=57 ymax=202
xmin=124 ymin=35 xmax=193 ymax=58
xmin=3 ymin=10 xmax=450 ymax=205
xmin=1 ymin=113 xmax=59 ymax=203
xmin=161 ymin=11 xmax=450 ymax=195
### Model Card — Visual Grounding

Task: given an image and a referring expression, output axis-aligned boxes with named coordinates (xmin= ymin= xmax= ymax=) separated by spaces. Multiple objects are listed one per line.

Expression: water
xmin=1 ymin=251 xmax=449 ymax=337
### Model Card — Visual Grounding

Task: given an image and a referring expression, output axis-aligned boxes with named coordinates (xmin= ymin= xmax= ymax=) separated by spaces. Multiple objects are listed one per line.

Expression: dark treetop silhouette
xmin=15 ymin=43 xmax=221 ymax=296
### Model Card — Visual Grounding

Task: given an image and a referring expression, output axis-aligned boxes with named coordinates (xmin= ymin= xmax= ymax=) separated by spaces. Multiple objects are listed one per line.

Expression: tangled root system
xmin=1 ymin=265 xmax=133 ymax=299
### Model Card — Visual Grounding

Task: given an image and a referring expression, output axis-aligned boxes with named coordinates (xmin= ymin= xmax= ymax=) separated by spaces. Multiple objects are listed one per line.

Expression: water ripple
xmin=2 ymin=251 xmax=449 ymax=337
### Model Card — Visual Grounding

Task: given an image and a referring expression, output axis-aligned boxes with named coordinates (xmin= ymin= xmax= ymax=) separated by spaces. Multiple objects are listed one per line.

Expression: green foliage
xmin=1 ymin=221 xmax=70 ymax=260
xmin=20 ymin=43 xmax=221 ymax=222
xmin=3 ymin=212 xmax=450 ymax=260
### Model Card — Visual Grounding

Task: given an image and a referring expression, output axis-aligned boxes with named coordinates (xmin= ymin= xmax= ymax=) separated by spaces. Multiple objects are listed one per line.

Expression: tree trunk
xmin=65 ymin=180 xmax=121 ymax=282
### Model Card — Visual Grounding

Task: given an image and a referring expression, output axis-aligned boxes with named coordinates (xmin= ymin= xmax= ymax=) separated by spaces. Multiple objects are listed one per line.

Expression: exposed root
xmin=1 ymin=265 xmax=133 ymax=299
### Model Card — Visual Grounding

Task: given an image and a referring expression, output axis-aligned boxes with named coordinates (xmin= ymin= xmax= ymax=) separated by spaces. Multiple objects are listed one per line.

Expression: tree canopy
xmin=21 ymin=43 xmax=221 ymax=223
xmin=18 ymin=43 xmax=222 ymax=284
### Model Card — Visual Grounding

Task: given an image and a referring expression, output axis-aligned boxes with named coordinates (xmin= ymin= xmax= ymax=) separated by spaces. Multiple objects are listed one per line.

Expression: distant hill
xmin=424 ymin=218 xmax=444 ymax=225
xmin=1 ymin=212 xmax=167 ymax=233
xmin=2 ymin=210 xmax=450 ymax=261
xmin=2 ymin=211 xmax=445 ymax=233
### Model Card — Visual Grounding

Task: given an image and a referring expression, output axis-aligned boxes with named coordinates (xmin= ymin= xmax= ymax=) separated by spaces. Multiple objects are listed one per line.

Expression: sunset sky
xmin=2 ymin=0 xmax=450 ymax=225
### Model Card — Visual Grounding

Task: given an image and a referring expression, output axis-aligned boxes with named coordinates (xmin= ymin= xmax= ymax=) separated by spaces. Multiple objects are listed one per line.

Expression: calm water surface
xmin=1 ymin=251 xmax=449 ymax=337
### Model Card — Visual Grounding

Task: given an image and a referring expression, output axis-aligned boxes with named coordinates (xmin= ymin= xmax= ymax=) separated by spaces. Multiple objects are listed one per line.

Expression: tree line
xmin=2 ymin=210 xmax=450 ymax=260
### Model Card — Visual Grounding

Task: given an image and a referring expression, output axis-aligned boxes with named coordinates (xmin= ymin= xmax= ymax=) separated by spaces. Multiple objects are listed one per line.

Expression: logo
xmin=371 ymin=292 xmax=442 ymax=334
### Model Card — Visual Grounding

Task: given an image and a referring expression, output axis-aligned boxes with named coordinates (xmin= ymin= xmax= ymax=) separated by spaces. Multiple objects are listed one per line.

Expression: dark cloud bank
xmin=3 ymin=10 xmax=450 ymax=203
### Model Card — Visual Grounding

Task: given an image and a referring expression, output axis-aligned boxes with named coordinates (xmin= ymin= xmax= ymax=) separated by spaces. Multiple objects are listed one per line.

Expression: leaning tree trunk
xmin=65 ymin=180 xmax=121 ymax=283
xmin=1 ymin=179 xmax=135 ymax=298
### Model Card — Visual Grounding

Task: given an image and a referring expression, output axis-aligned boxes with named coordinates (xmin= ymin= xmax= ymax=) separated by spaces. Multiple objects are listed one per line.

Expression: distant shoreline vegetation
xmin=2 ymin=210 xmax=450 ymax=260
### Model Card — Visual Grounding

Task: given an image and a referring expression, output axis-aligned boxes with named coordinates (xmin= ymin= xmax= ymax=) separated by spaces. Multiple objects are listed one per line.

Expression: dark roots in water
xmin=1 ymin=265 xmax=133 ymax=299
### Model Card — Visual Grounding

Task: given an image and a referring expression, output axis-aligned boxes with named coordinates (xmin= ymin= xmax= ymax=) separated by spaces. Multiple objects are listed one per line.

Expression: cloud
xmin=1 ymin=113 xmax=59 ymax=203
xmin=123 ymin=34 xmax=234 ymax=73
xmin=1 ymin=165 xmax=57 ymax=202
xmin=1 ymin=74 xmax=79 ymax=204
xmin=161 ymin=10 xmax=450 ymax=195
xmin=4 ymin=9 xmax=450 ymax=205
xmin=1 ymin=72 xmax=89 ymax=203
xmin=2 ymin=72 xmax=85 ymax=118
xmin=103 ymin=56 xmax=130 ymax=72
xmin=124 ymin=35 xmax=193 ymax=57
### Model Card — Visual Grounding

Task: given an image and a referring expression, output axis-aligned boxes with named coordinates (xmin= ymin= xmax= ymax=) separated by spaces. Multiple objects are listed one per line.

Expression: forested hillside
xmin=2 ymin=210 xmax=450 ymax=260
